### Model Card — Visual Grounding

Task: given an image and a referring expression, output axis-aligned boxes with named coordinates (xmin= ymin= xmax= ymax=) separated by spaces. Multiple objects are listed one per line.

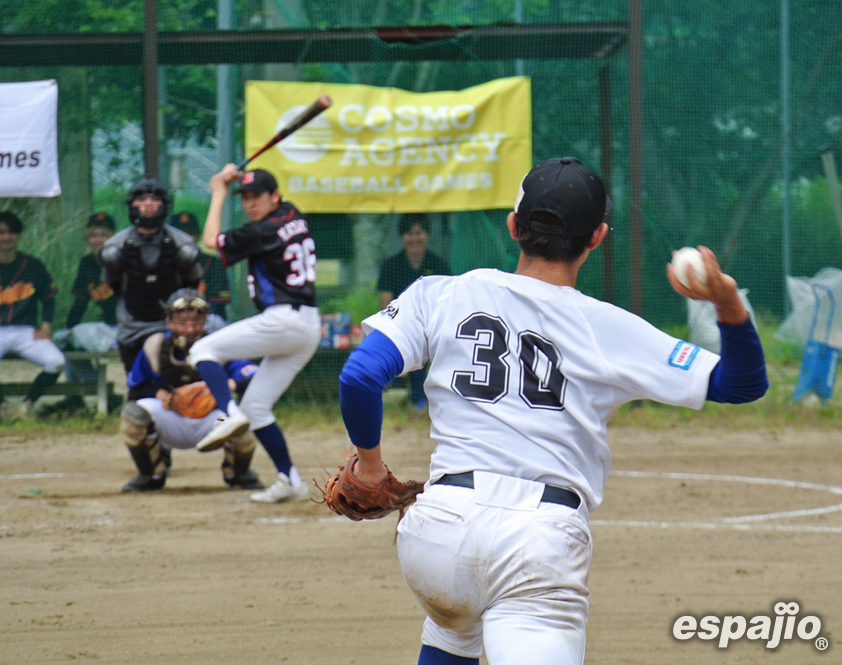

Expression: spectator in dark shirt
xmin=377 ymin=214 xmax=450 ymax=410
xmin=67 ymin=213 xmax=118 ymax=329
xmin=49 ymin=212 xmax=119 ymax=413
xmin=0 ymin=211 xmax=65 ymax=419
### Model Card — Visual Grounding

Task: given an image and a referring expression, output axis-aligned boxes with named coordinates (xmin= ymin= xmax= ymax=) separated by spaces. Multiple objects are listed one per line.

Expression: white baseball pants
xmin=136 ymin=397 xmax=222 ymax=450
xmin=189 ymin=304 xmax=321 ymax=429
xmin=0 ymin=325 xmax=65 ymax=373
xmin=397 ymin=473 xmax=593 ymax=664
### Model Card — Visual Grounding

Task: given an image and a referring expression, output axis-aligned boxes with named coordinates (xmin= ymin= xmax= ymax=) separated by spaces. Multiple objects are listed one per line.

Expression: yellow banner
xmin=244 ymin=77 xmax=531 ymax=214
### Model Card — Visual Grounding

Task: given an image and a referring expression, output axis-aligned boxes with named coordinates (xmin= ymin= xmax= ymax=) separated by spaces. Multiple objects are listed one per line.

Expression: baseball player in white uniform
xmin=337 ymin=157 xmax=769 ymax=664
xmin=189 ymin=166 xmax=321 ymax=504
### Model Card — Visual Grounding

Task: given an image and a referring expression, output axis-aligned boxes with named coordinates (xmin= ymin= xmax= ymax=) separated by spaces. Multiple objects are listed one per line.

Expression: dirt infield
xmin=2 ymin=423 xmax=840 ymax=664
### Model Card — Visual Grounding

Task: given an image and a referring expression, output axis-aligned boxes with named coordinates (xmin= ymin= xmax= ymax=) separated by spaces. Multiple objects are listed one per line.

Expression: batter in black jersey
xmin=217 ymin=200 xmax=316 ymax=311
xmin=190 ymin=166 xmax=321 ymax=504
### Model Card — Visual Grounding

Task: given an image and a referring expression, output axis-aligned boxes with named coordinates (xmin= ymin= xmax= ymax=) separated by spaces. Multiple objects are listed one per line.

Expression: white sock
xmin=286 ymin=466 xmax=303 ymax=488
xmin=226 ymin=400 xmax=241 ymax=417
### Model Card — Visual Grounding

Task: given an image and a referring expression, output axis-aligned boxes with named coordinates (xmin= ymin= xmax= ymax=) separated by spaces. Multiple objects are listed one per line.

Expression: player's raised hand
xmin=666 ymin=246 xmax=748 ymax=325
xmin=209 ymin=163 xmax=241 ymax=194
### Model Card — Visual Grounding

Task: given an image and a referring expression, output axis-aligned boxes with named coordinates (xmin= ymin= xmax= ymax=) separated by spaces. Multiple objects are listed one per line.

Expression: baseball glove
xmin=318 ymin=454 xmax=424 ymax=522
xmin=167 ymin=381 xmax=217 ymax=419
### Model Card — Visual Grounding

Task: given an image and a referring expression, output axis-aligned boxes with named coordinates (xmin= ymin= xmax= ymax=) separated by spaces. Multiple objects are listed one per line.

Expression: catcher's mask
xmin=127 ymin=175 xmax=170 ymax=230
xmin=165 ymin=288 xmax=210 ymax=350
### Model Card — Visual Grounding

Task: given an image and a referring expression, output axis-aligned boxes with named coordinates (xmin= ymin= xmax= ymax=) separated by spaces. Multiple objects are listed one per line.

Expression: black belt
xmin=433 ymin=472 xmax=580 ymax=509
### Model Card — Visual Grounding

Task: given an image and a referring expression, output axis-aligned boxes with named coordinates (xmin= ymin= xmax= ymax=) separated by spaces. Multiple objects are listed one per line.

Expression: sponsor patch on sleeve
xmin=669 ymin=341 xmax=700 ymax=370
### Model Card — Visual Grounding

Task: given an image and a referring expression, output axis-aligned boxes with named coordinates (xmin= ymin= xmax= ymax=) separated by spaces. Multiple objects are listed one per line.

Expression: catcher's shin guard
xmin=222 ymin=430 xmax=263 ymax=489
xmin=120 ymin=401 xmax=166 ymax=489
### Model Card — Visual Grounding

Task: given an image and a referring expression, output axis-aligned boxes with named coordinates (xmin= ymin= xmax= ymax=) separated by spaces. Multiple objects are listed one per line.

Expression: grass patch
xmin=0 ymin=413 xmax=118 ymax=437
xmin=0 ymin=389 xmax=426 ymax=438
xmin=1 ymin=320 xmax=838 ymax=437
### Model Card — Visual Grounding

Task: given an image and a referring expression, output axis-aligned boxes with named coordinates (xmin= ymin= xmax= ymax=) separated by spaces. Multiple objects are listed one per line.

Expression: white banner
xmin=0 ymin=80 xmax=61 ymax=197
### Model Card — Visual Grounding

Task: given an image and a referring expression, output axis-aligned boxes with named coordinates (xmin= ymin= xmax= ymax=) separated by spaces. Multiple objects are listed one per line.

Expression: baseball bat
xmin=236 ymin=94 xmax=333 ymax=171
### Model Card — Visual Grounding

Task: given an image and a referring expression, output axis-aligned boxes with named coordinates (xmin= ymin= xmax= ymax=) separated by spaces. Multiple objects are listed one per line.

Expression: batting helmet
xmin=127 ymin=175 xmax=170 ymax=230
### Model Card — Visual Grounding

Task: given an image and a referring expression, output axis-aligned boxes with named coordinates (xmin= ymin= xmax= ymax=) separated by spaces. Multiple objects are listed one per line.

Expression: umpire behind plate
xmin=334 ymin=157 xmax=769 ymax=664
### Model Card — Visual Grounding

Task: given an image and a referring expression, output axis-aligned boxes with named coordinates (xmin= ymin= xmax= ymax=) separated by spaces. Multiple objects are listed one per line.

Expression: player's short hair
xmin=398 ymin=213 xmax=430 ymax=236
xmin=0 ymin=210 xmax=23 ymax=235
xmin=513 ymin=157 xmax=611 ymax=262
xmin=515 ymin=211 xmax=594 ymax=262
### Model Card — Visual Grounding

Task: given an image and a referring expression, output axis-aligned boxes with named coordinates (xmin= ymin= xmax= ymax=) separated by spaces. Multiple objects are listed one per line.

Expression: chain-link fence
xmin=2 ymin=0 xmax=840 ymax=335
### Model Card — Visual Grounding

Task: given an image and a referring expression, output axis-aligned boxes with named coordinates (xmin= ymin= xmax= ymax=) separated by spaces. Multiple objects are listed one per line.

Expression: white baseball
xmin=671 ymin=247 xmax=707 ymax=288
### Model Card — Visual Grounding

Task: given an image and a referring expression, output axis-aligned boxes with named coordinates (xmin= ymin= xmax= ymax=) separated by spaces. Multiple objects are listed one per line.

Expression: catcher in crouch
xmin=119 ymin=288 xmax=262 ymax=493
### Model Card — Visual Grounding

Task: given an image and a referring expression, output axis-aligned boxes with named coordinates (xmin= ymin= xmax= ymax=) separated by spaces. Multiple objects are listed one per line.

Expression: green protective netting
xmin=2 ymin=0 xmax=841 ymax=360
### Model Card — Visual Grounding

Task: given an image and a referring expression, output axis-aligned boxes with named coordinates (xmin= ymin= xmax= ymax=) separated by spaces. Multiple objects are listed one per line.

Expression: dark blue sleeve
xmin=706 ymin=319 xmax=769 ymax=403
xmin=339 ymin=330 xmax=404 ymax=449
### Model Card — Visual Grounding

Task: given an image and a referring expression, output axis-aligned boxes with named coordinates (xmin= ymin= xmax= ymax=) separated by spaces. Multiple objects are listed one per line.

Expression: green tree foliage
xmin=2 ymin=0 xmax=241 ymax=145
xmin=2 ymin=0 xmax=840 ymax=326
xmin=637 ymin=0 xmax=842 ymax=320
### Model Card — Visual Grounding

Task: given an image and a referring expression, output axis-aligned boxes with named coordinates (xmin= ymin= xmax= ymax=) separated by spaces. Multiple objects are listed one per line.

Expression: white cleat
xmin=250 ymin=474 xmax=310 ymax=503
xmin=195 ymin=411 xmax=250 ymax=453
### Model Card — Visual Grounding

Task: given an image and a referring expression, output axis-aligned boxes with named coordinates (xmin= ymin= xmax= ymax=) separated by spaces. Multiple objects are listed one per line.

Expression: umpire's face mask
xmin=130 ymin=195 xmax=167 ymax=230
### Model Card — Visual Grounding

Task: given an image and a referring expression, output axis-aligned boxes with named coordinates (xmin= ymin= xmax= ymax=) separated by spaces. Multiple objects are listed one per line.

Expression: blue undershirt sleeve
xmin=339 ymin=330 xmax=405 ymax=449
xmin=126 ymin=351 xmax=159 ymax=400
xmin=706 ymin=318 xmax=769 ymax=403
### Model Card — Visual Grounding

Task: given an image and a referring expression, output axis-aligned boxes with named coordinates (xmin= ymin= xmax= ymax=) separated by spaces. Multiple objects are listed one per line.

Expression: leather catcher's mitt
xmin=168 ymin=381 xmax=216 ymax=419
xmin=318 ymin=454 xmax=424 ymax=521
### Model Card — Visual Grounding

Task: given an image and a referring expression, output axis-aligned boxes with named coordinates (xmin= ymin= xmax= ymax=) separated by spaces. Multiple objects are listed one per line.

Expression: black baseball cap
xmin=86 ymin=212 xmax=116 ymax=231
xmin=169 ymin=210 xmax=200 ymax=236
xmin=514 ymin=157 xmax=612 ymax=238
xmin=234 ymin=169 xmax=278 ymax=194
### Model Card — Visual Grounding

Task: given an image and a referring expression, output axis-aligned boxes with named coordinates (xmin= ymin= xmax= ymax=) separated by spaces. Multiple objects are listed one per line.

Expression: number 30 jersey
xmin=217 ymin=201 xmax=316 ymax=311
xmin=362 ymin=268 xmax=719 ymax=510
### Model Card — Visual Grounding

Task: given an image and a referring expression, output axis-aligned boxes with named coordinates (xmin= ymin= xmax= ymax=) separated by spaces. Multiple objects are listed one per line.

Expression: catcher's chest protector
xmin=159 ymin=335 xmax=202 ymax=391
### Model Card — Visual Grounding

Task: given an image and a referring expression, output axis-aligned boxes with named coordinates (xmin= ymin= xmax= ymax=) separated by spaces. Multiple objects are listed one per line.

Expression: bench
xmin=1 ymin=350 xmax=123 ymax=416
